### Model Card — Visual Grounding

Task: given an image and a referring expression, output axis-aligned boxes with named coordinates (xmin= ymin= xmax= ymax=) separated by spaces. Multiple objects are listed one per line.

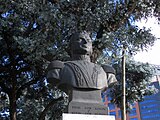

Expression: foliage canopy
xmin=0 ymin=0 xmax=160 ymax=119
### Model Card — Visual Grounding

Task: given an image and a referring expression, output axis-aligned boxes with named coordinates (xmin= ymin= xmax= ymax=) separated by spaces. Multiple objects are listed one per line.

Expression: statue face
xmin=70 ymin=32 xmax=92 ymax=55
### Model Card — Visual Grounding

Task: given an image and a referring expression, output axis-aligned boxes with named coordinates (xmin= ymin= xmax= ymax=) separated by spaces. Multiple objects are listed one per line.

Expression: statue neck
xmin=71 ymin=54 xmax=91 ymax=62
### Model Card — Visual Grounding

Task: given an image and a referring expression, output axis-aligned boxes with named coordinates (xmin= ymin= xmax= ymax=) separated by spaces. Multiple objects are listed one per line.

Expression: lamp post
xmin=122 ymin=45 xmax=126 ymax=120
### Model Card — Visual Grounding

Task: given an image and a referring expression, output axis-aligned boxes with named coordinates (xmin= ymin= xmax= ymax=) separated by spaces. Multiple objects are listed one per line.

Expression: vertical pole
xmin=122 ymin=46 xmax=126 ymax=120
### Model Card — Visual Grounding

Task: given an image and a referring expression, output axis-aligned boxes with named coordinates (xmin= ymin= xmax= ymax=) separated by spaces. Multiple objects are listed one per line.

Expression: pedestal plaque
xmin=68 ymin=101 xmax=108 ymax=115
xmin=62 ymin=113 xmax=115 ymax=120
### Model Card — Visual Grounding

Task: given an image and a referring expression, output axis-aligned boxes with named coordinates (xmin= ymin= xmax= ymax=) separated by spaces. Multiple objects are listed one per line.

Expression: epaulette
xmin=47 ymin=60 xmax=64 ymax=71
xmin=101 ymin=64 xmax=116 ymax=74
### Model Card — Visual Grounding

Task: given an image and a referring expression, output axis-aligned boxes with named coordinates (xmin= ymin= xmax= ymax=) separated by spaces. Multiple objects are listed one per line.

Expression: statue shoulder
xmin=101 ymin=64 xmax=116 ymax=74
xmin=47 ymin=60 xmax=64 ymax=86
xmin=47 ymin=60 xmax=64 ymax=71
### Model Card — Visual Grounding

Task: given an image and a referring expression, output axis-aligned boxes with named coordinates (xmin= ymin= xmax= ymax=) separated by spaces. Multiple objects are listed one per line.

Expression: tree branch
xmin=0 ymin=66 xmax=9 ymax=73
xmin=16 ymin=78 xmax=39 ymax=98
xmin=38 ymin=97 xmax=64 ymax=120
xmin=96 ymin=0 xmax=138 ymax=37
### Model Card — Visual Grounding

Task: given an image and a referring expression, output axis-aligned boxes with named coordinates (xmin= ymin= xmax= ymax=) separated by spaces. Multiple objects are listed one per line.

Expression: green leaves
xmin=1 ymin=0 xmax=158 ymax=64
xmin=0 ymin=0 xmax=160 ymax=119
xmin=109 ymin=60 xmax=158 ymax=111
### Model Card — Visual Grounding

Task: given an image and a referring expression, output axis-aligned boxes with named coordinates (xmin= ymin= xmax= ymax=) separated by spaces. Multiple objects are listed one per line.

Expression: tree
xmin=0 ymin=0 xmax=160 ymax=120
xmin=108 ymin=60 xmax=158 ymax=112
xmin=1 ymin=0 xmax=159 ymax=63
xmin=0 ymin=34 xmax=43 ymax=120
xmin=16 ymin=87 xmax=66 ymax=120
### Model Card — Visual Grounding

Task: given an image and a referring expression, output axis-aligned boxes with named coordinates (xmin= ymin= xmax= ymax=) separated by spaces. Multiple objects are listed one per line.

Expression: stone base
xmin=66 ymin=88 xmax=109 ymax=115
xmin=62 ymin=113 xmax=115 ymax=120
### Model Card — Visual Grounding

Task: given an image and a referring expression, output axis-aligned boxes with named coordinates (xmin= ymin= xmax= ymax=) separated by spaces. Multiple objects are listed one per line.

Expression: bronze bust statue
xmin=47 ymin=31 xmax=117 ymax=115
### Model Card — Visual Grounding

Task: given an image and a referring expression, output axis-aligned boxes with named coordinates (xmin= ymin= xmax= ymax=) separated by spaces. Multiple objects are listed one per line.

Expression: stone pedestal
xmin=66 ymin=88 xmax=108 ymax=115
xmin=62 ymin=113 xmax=115 ymax=120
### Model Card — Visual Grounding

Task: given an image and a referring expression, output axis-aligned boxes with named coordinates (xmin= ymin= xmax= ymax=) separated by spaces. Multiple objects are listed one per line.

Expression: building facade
xmin=103 ymin=96 xmax=141 ymax=120
xmin=139 ymin=75 xmax=160 ymax=120
xmin=103 ymin=74 xmax=160 ymax=120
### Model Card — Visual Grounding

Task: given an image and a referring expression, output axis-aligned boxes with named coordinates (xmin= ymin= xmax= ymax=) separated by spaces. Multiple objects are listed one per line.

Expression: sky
xmin=134 ymin=17 xmax=160 ymax=65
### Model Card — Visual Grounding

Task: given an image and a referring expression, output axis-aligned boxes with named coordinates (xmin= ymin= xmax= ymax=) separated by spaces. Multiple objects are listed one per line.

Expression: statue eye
xmin=79 ymin=38 xmax=86 ymax=42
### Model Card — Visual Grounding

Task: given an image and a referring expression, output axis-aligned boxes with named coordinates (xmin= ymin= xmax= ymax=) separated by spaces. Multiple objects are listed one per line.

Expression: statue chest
xmin=59 ymin=61 xmax=107 ymax=89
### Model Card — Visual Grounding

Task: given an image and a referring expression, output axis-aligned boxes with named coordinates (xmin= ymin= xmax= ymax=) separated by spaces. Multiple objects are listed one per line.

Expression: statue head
xmin=69 ymin=31 xmax=92 ymax=57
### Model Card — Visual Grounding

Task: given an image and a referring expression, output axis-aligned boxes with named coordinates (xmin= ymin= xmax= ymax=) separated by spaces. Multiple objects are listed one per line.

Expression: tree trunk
xmin=3 ymin=29 xmax=17 ymax=120
xmin=9 ymin=89 xmax=17 ymax=120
